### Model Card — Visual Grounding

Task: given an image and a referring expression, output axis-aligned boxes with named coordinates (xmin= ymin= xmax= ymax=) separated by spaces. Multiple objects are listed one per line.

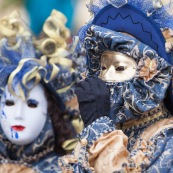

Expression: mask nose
xmin=14 ymin=101 xmax=23 ymax=120
xmin=104 ymin=65 xmax=117 ymax=80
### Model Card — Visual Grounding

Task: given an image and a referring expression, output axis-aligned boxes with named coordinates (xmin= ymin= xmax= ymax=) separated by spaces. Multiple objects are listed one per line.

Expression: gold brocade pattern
xmin=118 ymin=104 xmax=167 ymax=131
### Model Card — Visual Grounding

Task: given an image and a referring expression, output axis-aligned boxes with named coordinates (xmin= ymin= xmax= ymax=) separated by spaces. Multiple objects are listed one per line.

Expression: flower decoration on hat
xmin=162 ymin=28 xmax=173 ymax=52
xmin=139 ymin=58 xmax=158 ymax=82
xmin=33 ymin=10 xmax=87 ymax=116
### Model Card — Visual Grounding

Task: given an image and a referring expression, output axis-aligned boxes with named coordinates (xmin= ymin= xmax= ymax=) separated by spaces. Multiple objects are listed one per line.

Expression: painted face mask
xmin=0 ymin=83 xmax=48 ymax=145
xmin=85 ymin=25 xmax=172 ymax=123
xmin=99 ymin=51 xmax=137 ymax=82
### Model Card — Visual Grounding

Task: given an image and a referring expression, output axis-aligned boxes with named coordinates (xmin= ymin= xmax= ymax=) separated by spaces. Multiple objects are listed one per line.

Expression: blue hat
xmin=78 ymin=0 xmax=172 ymax=61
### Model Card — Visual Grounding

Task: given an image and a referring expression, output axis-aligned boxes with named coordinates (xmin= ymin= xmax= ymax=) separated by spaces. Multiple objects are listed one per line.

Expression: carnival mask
xmin=0 ymin=84 xmax=48 ymax=145
xmin=99 ymin=51 xmax=137 ymax=82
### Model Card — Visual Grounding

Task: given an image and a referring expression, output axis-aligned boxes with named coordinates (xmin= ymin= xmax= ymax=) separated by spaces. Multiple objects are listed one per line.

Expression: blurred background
xmin=0 ymin=0 xmax=90 ymax=36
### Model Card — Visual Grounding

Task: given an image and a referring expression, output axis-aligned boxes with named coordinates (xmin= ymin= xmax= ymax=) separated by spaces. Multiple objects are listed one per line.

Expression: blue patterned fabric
xmin=85 ymin=25 xmax=172 ymax=123
xmin=146 ymin=127 xmax=173 ymax=173
xmin=121 ymin=115 xmax=173 ymax=172
xmin=58 ymin=106 xmax=173 ymax=172
xmin=76 ymin=113 xmax=173 ymax=173
xmin=122 ymin=104 xmax=172 ymax=150
xmin=78 ymin=116 xmax=115 ymax=149
xmin=58 ymin=116 xmax=115 ymax=172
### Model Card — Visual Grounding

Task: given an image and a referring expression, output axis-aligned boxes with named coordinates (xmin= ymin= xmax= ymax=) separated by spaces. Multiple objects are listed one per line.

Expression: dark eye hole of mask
xmin=101 ymin=66 xmax=107 ymax=70
xmin=27 ymin=102 xmax=38 ymax=108
xmin=5 ymin=100 xmax=14 ymax=106
xmin=27 ymin=100 xmax=38 ymax=108
xmin=115 ymin=66 xmax=125 ymax=71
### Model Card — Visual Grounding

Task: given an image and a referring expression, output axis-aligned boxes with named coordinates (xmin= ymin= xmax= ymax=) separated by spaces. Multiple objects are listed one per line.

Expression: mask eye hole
xmin=5 ymin=100 xmax=14 ymax=106
xmin=27 ymin=103 xmax=37 ymax=108
xmin=101 ymin=66 xmax=107 ymax=70
xmin=115 ymin=66 xmax=125 ymax=71
xmin=27 ymin=100 xmax=38 ymax=108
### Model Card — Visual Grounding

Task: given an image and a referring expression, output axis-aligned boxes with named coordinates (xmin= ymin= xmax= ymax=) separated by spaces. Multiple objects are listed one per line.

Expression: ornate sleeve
xmin=58 ymin=116 xmax=115 ymax=172
xmin=58 ymin=117 xmax=129 ymax=172
xmin=58 ymin=116 xmax=154 ymax=172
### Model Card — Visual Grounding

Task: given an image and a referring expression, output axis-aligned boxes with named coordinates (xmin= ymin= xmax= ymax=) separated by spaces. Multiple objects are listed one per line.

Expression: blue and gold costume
xmin=58 ymin=1 xmax=173 ymax=172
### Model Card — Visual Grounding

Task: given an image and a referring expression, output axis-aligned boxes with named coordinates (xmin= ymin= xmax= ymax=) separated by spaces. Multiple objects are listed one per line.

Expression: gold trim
xmin=62 ymin=138 xmax=78 ymax=151
xmin=119 ymin=105 xmax=168 ymax=131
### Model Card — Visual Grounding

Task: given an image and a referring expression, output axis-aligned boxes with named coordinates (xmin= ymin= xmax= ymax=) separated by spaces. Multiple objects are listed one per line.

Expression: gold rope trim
xmin=119 ymin=105 xmax=168 ymax=131
xmin=62 ymin=138 xmax=78 ymax=151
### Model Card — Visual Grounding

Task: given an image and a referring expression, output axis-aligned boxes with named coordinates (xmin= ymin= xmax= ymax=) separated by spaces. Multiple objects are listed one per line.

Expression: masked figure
xmin=0 ymin=10 xmax=83 ymax=173
xmin=58 ymin=0 xmax=173 ymax=173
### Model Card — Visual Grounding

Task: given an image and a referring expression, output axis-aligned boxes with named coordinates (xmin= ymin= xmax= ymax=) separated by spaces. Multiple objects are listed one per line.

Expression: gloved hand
xmin=75 ymin=76 xmax=110 ymax=127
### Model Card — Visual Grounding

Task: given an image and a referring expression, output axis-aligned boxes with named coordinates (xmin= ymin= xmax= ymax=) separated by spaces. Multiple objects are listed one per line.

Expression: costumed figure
xmin=0 ymin=10 xmax=83 ymax=173
xmin=58 ymin=0 xmax=173 ymax=173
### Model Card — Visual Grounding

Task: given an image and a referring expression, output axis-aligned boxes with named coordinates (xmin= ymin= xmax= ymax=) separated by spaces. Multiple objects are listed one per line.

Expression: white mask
xmin=0 ymin=83 xmax=48 ymax=145
xmin=99 ymin=51 xmax=137 ymax=82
